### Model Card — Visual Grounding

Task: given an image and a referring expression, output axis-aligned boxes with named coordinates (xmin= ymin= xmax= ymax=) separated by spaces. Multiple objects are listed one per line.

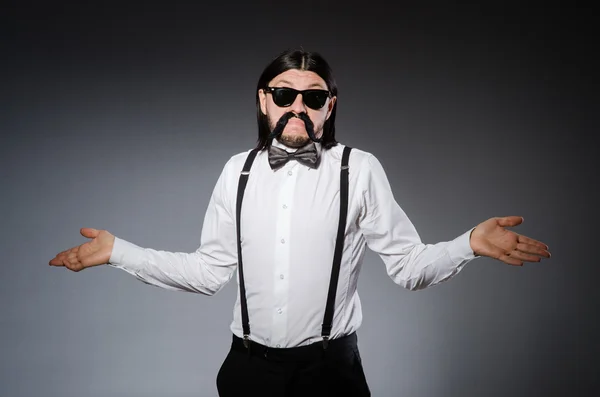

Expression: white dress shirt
xmin=108 ymin=139 xmax=478 ymax=348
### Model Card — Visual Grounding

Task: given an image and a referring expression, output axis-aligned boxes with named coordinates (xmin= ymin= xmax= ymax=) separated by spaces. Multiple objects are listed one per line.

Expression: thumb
xmin=80 ymin=227 xmax=100 ymax=239
xmin=497 ymin=216 xmax=524 ymax=228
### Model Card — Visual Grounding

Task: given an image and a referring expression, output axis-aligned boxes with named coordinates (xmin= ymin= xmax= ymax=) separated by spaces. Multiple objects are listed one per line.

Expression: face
xmin=259 ymin=69 xmax=336 ymax=148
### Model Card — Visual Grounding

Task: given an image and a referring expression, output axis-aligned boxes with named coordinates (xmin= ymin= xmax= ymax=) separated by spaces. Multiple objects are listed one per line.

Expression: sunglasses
xmin=264 ymin=86 xmax=331 ymax=110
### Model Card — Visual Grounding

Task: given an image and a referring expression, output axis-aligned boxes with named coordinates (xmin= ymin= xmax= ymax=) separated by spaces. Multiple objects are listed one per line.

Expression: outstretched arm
xmin=49 ymin=157 xmax=239 ymax=296
xmin=357 ymin=155 xmax=550 ymax=291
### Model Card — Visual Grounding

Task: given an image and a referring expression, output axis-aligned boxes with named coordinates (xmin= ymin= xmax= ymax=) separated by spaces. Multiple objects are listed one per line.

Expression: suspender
xmin=235 ymin=148 xmax=259 ymax=348
xmin=235 ymin=146 xmax=352 ymax=350
xmin=321 ymin=145 xmax=352 ymax=348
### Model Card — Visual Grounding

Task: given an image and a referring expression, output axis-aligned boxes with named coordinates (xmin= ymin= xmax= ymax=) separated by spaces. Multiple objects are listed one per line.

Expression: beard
xmin=278 ymin=132 xmax=311 ymax=148
xmin=267 ymin=112 xmax=323 ymax=148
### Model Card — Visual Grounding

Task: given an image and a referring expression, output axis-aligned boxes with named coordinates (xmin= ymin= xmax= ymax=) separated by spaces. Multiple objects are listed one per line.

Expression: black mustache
xmin=268 ymin=112 xmax=321 ymax=143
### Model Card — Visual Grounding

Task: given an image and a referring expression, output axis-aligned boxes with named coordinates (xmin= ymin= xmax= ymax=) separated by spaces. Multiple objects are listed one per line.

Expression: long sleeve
xmin=107 ymin=157 xmax=238 ymax=295
xmin=357 ymin=154 xmax=478 ymax=291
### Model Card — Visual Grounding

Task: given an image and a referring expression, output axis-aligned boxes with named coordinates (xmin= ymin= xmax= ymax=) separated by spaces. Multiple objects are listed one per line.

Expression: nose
xmin=289 ymin=92 xmax=306 ymax=113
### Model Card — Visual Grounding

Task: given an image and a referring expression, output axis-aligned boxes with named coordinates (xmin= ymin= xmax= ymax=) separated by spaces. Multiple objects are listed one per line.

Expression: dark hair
xmin=255 ymin=49 xmax=338 ymax=150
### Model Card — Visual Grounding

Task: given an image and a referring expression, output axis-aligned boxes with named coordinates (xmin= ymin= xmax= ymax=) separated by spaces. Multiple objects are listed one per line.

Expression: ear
xmin=325 ymin=96 xmax=336 ymax=121
xmin=258 ymin=88 xmax=267 ymax=115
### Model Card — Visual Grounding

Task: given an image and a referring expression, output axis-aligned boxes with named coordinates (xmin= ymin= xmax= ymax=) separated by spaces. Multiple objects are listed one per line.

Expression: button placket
xmin=271 ymin=161 xmax=297 ymax=347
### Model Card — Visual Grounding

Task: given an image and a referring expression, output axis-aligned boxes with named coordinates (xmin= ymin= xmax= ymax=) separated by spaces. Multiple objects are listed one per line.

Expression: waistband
xmin=231 ymin=332 xmax=357 ymax=362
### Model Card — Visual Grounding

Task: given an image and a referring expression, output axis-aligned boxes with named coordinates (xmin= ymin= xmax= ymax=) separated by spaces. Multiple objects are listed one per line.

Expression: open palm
xmin=49 ymin=228 xmax=115 ymax=272
xmin=470 ymin=216 xmax=551 ymax=266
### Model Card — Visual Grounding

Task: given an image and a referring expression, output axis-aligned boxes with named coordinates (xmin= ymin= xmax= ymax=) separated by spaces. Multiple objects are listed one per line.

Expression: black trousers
xmin=216 ymin=332 xmax=371 ymax=397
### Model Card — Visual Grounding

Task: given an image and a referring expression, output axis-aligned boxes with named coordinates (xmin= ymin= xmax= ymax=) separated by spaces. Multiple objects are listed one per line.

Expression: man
xmin=49 ymin=49 xmax=551 ymax=396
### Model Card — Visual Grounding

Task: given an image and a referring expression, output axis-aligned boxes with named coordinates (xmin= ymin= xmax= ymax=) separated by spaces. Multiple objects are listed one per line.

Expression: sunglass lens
xmin=304 ymin=91 xmax=329 ymax=109
xmin=273 ymin=88 xmax=297 ymax=107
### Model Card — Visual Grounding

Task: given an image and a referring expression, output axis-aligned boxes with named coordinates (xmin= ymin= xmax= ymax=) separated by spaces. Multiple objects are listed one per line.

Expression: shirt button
xmin=277 ymin=308 xmax=283 ymax=314
xmin=282 ymin=204 xmax=287 ymax=209
xmin=280 ymin=274 xmax=284 ymax=279
xmin=276 ymin=344 xmax=281 ymax=348
xmin=288 ymin=170 xmax=293 ymax=176
xmin=281 ymin=238 xmax=285 ymax=244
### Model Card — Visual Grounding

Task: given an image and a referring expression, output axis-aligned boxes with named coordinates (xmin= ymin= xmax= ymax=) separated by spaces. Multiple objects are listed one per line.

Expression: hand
xmin=49 ymin=228 xmax=115 ymax=272
xmin=469 ymin=216 xmax=551 ymax=266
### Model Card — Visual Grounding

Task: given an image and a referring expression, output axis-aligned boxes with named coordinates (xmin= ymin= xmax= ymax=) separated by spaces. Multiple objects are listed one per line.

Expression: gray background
xmin=2 ymin=2 xmax=597 ymax=397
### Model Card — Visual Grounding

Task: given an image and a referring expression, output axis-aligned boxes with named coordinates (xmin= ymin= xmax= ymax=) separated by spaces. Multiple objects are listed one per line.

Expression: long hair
xmin=255 ymin=49 xmax=338 ymax=150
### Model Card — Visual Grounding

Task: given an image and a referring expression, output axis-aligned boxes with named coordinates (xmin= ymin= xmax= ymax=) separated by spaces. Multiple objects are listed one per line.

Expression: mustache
xmin=268 ymin=112 xmax=321 ymax=143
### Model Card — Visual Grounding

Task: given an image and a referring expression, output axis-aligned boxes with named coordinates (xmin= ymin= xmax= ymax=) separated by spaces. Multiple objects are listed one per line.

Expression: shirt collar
xmin=270 ymin=138 xmax=323 ymax=157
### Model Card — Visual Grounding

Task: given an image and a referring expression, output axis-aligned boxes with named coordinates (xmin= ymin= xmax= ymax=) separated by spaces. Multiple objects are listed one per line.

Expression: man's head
xmin=256 ymin=49 xmax=338 ymax=150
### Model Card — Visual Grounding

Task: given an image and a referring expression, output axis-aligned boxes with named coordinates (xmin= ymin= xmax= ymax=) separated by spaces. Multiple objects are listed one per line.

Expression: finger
xmin=49 ymin=256 xmax=65 ymax=266
xmin=497 ymin=216 xmax=524 ymax=228
xmin=63 ymin=257 xmax=82 ymax=272
xmin=516 ymin=243 xmax=551 ymax=258
xmin=500 ymin=253 xmax=523 ymax=266
xmin=49 ymin=249 xmax=70 ymax=266
xmin=507 ymin=250 xmax=541 ymax=263
xmin=479 ymin=241 xmax=524 ymax=266
xmin=517 ymin=234 xmax=549 ymax=250
xmin=60 ymin=245 xmax=81 ymax=258
xmin=63 ymin=257 xmax=73 ymax=269
xmin=80 ymin=228 xmax=100 ymax=239
xmin=67 ymin=250 xmax=79 ymax=264
xmin=55 ymin=251 xmax=70 ymax=263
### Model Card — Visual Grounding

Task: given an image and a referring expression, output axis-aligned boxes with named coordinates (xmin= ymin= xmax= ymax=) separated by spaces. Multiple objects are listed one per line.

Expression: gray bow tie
xmin=268 ymin=143 xmax=319 ymax=170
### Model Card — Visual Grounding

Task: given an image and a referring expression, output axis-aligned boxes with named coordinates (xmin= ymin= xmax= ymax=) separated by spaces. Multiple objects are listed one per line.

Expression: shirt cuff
xmin=447 ymin=227 xmax=479 ymax=264
xmin=108 ymin=236 xmax=144 ymax=269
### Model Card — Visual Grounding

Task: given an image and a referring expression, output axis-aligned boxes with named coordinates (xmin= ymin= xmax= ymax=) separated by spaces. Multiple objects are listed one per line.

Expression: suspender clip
xmin=322 ymin=335 xmax=330 ymax=350
xmin=243 ymin=334 xmax=250 ymax=349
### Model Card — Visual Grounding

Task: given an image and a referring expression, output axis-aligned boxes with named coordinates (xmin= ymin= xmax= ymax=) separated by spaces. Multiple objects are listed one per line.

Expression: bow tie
xmin=268 ymin=143 xmax=320 ymax=171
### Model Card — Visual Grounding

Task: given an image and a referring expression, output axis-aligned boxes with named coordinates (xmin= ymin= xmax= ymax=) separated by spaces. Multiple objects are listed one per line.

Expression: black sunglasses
xmin=264 ymin=86 xmax=331 ymax=110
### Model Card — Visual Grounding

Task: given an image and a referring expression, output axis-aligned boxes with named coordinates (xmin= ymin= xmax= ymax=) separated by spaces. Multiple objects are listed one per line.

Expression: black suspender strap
xmin=321 ymin=145 xmax=353 ymax=349
xmin=235 ymin=148 xmax=259 ymax=348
